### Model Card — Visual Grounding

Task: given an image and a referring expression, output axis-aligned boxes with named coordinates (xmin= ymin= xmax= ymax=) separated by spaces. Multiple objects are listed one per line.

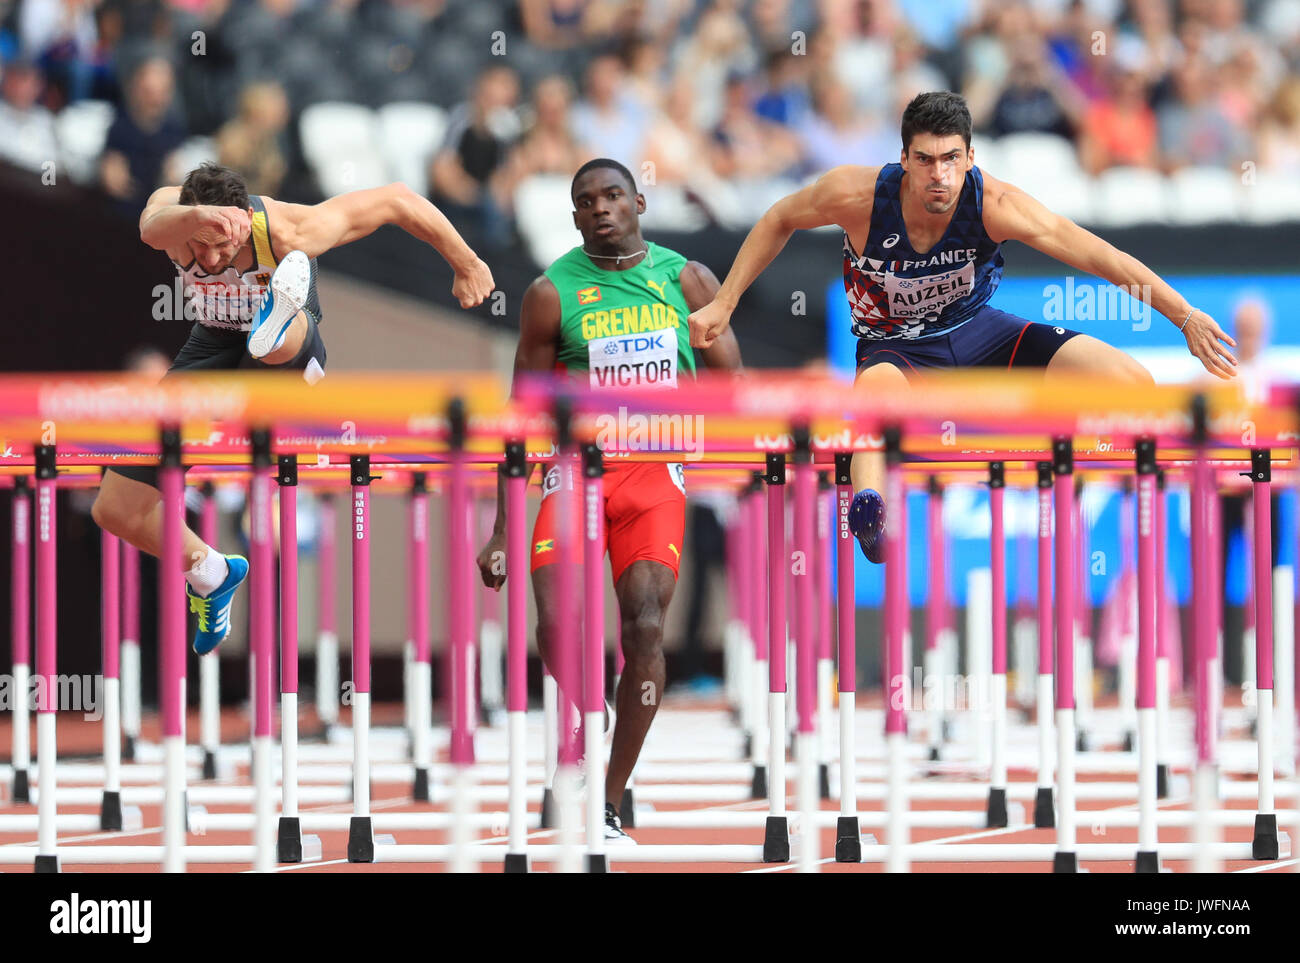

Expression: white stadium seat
xmin=990 ymin=133 xmax=1094 ymax=223
xmin=1239 ymin=170 xmax=1300 ymax=224
xmin=299 ymin=102 xmax=388 ymax=196
xmin=1091 ymin=166 xmax=1170 ymax=226
xmin=377 ymin=101 xmax=448 ymax=197
xmin=55 ymin=99 xmax=115 ymax=184
xmin=1166 ymin=166 xmax=1242 ymax=224
xmin=514 ymin=174 xmax=577 ymax=266
xmin=170 ymin=136 xmax=218 ymax=178
xmin=969 ymin=135 xmax=1003 ymax=180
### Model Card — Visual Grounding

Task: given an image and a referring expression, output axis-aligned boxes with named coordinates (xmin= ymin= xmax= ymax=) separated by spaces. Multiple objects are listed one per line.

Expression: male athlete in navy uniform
xmin=92 ymin=162 xmax=495 ymax=652
xmin=687 ymin=91 xmax=1238 ymax=562
xmin=475 ymin=159 xmax=742 ymax=842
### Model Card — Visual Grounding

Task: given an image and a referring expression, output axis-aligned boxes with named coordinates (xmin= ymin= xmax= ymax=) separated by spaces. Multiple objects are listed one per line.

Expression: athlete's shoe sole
xmin=247 ymin=251 xmax=310 ymax=359
xmin=848 ymin=488 xmax=887 ymax=565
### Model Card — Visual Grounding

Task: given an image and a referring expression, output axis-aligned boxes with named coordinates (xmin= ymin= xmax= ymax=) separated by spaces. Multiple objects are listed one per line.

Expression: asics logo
xmin=882 ymin=233 xmax=900 ymax=249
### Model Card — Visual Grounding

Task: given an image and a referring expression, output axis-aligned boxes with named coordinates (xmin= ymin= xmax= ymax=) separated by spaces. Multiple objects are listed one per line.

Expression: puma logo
xmin=668 ymin=543 xmax=679 ymax=560
xmin=646 ymin=278 xmax=668 ymax=300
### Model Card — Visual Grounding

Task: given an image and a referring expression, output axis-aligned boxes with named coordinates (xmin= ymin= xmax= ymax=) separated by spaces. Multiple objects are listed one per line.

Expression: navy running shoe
xmin=848 ymin=488 xmax=887 ymax=564
xmin=187 ymin=555 xmax=249 ymax=654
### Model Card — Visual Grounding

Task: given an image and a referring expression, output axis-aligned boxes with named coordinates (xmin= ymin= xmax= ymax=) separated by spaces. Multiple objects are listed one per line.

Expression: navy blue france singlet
xmin=842 ymin=164 xmax=1004 ymax=341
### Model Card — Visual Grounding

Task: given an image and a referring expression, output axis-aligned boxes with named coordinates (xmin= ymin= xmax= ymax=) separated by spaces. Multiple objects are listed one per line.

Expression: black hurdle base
xmin=986 ymin=787 xmax=1008 ymax=829
xmin=1034 ymin=787 xmax=1056 ymax=829
xmin=1076 ymin=731 xmax=1090 ymax=753
xmin=750 ymin=764 xmax=768 ymax=799
xmin=586 ymin=854 xmax=608 ymax=873
xmin=619 ymin=787 xmax=636 ymax=827
xmin=1252 ymin=813 xmax=1279 ymax=860
xmin=540 ymin=787 xmax=556 ymax=829
xmin=278 ymin=816 xmax=303 ymax=863
xmin=835 ymin=816 xmax=862 ymax=863
xmin=1135 ymin=850 xmax=1161 ymax=873
xmin=413 ymin=767 xmax=430 ymax=803
xmin=123 ymin=735 xmax=136 ymax=762
xmin=927 ymin=746 xmax=941 ymax=762
xmin=743 ymin=732 xmax=753 ymax=759
xmin=34 ymin=854 xmax=59 ymax=873
xmin=12 ymin=769 xmax=30 ymax=804
xmin=1156 ymin=763 xmax=1170 ymax=798
xmin=1122 ymin=731 xmax=1135 ymax=753
xmin=503 ymin=852 xmax=529 ymax=873
xmin=202 ymin=749 xmax=218 ymax=781
xmin=818 ymin=763 xmax=831 ymax=800
xmin=763 ymin=815 xmax=790 ymax=863
xmin=1053 ymin=851 xmax=1079 ymax=873
xmin=347 ymin=816 xmax=374 ymax=863
xmin=100 ymin=789 xmax=123 ymax=831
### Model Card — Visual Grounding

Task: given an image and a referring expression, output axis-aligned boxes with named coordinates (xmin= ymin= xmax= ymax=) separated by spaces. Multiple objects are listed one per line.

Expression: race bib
xmin=587 ymin=332 xmax=677 ymax=389
xmin=883 ymin=261 xmax=974 ymax=321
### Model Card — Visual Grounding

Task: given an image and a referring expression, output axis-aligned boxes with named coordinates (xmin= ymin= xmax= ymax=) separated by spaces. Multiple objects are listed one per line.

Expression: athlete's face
xmin=188 ymin=222 xmax=247 ymax=274
xmin=901 ymin=134 xmax=972 ymax=214
xmin=572 ymin=169 xmax=645 ymax=250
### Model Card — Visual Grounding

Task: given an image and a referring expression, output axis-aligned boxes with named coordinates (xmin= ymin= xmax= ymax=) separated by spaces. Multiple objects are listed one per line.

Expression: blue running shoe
xmin=187 ymin=555 xmax=249 ymax=654
xmin=247 ymin=250 xmax=309 ymax=359
xmin=848 ymin=488 xmax=887 ymax=564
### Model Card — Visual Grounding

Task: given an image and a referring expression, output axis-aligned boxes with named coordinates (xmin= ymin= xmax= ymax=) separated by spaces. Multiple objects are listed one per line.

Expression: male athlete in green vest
xmin=476 ymin=158 xmax=742 ymax=843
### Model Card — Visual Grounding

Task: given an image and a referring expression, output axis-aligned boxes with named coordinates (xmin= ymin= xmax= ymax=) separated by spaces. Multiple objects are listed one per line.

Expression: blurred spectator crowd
xmin=2 ymin=0 xmax=1299 ymax=250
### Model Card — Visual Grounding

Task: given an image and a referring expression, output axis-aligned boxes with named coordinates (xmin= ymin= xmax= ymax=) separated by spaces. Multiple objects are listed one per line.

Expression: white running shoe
xmin=247 ymin=250 xmax=310 ymax=359
xmin=604 ymin=803 xmax=636 ymax=845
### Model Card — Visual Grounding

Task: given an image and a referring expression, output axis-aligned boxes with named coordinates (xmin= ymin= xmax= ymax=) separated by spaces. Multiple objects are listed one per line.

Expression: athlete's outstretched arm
xmin=982 ymin=177 xmax=1237 ymax=380
xmin=270 ymin=183 xmax=495 ymax=308
xmin=681 ymin=261 xmax=743 ymax=372
xmin=477 ymin=276 xmax=562 ymax=589
xmin=687 ymin=166 xmax=872 ymax=349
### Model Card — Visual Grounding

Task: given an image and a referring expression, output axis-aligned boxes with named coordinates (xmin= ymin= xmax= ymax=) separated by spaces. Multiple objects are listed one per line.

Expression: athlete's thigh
xmin=96 ymin=464 xmax=165 ymax=511
xmin=613 ymin=557 xmax=677 ymax=636
xmin=853 ymin=358 xmax=910 ymax=394
xmin=1046 ymin=333 xmax=1153 ymax=384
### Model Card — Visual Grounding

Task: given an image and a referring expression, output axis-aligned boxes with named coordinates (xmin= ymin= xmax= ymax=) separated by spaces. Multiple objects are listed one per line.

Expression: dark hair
xmin=178 ymin=162 xmax=251 ymax=209
xmin=900 ymin=91 xmax=972 ymax=152
xmin=571 ymin=158 xmax=638 ymax=199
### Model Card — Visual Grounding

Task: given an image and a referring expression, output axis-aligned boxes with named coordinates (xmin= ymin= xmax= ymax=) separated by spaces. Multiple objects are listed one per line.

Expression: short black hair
xmin=900 ymin=91 xmax=972 ymax=153
xmin=571 ymin=158 xmax=638 ymax=200
xmin=178 ymin=162 xmax=251 ymax=209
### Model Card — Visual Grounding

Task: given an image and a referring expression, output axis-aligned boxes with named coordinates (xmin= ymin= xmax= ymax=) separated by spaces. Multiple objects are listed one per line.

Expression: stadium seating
xmin=300 ymin=102 xmax=388 ymax=197
xmin=55 ymin=100 xmax=116 ymax=185
xmin=377 ymin=102 xmax=448 ymax=198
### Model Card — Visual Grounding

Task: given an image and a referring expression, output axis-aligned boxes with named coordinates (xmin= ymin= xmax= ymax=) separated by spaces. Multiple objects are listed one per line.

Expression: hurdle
xmin=2 ymin=369 xmax=1296 ymax=875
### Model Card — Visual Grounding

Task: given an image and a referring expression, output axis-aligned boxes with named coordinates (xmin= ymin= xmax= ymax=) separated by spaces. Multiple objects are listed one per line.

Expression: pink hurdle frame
xmin=158 ymin=429 xmax=186 ymax=873
xmin=833 ymin=452 xmax=860 ymax=861
xmin=582 ymin=444 xmax=607 ymax=869
xmin=1033 ymin=462 xmax=1055 ymax=828
xmin=1135 ymin=440 xmax=1159 ymax=870
xmin=503 ymin=441 xmax=529 ymax=871
xmin=10 ymin=476 xmax=31 ymax=803
xmin=100 ymin=523 xmax=122 ymax=827
xmin=1051 ymin=437 xmax=1078 ymax=873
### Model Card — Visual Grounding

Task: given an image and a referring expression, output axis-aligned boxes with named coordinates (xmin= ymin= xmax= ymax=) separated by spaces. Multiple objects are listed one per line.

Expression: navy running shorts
xmin=856 ymin=305 xmax=1081 ymax=374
